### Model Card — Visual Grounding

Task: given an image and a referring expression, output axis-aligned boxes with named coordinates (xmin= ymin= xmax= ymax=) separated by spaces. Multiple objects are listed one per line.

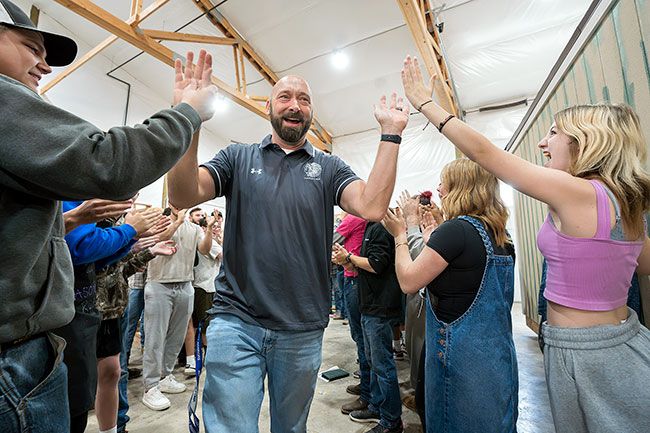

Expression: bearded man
xmin=166 ymin=75 xmax=410 ymax=433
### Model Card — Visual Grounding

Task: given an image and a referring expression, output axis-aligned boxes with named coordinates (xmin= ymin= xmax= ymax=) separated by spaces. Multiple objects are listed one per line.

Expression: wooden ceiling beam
xmin=193 ymin=0 xmax=333 ymax=149
xmin=142 ymin=29 xmax=236 ymax=45
xmin=40 ymin=0 xmax=170 ymax=95
xmin=396 ymin=0 xmax=458 ymax=116
xmin=51 ymin=0 xmax=330 ymax=152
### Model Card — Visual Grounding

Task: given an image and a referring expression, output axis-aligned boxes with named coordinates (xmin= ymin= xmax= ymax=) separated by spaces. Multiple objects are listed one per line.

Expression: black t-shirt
xmin=426 ymin=218 xmax=515 ymax=323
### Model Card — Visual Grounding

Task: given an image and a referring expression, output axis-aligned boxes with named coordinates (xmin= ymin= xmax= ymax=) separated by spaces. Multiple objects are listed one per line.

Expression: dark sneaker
xmin=393 ymin=349 xmax=406 ymax=361
xmin=401 ymin=394 xmax=417 ymax=412
xmin=353 ymin=369 xmax=361 ymax=379
xmin=349 ymin=409 xmax=380 ymax=424
xmin=346 ymin=383 xmax=361 ymax=395
xmin=365 ymin=421 xmax=404 ymax=433
xmin=341 ymin=398 xmax=368 ymax=414
xmin=127 ymin=367 xmax=142 ymax=380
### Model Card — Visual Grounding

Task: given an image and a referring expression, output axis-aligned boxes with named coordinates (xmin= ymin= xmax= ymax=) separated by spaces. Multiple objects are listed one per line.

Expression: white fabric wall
xmin=335 ymin=105 xmax=529 ymax=302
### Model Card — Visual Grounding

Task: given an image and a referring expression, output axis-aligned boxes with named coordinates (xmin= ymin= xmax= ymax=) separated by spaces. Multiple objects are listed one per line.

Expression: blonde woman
xmin=401 ymin=56 xmax=650 ymax=433
xmin=383 ymin=159 xmax=518 ymax=433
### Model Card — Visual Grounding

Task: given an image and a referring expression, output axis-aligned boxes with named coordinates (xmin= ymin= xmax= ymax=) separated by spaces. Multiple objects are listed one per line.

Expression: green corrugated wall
xmin=511 ymin=0 xmax=650 ymax=331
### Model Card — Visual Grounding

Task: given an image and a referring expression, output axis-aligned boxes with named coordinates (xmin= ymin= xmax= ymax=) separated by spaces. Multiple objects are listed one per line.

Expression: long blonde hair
xmin=555 ymin=103 xmax=650 ymax=238
xmin=440 ymin=159 xmax=510 ymax=247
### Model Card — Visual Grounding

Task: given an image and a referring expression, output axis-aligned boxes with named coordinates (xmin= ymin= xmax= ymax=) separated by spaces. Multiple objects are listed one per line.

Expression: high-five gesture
xmin=401 ymin=56 xmax=435 ymax=111
xmin=174 ymin=50 xmax=218 ymax=121
xmin=373 ymin=92 xmax=410 ymax=135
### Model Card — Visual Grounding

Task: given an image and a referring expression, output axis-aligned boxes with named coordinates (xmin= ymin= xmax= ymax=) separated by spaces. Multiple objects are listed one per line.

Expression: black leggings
xmin=70 ymin=411 xmax=88 ymax=433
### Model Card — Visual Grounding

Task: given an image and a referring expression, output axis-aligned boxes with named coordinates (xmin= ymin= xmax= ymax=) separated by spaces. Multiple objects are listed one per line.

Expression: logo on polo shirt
xmin=250 ymin=168 xmax=262 ymax=175
xmin=303 ymin=162 xmax=322 ymax=181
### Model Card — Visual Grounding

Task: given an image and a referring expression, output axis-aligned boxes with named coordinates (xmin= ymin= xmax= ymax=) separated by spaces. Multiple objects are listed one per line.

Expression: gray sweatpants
xmin=542 ymin=308 xmax=650 ymax=433
xmin=142 ymin=281 xmax=194 ymax=390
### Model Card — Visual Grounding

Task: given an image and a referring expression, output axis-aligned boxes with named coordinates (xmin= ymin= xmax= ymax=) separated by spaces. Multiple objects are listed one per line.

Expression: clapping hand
xmin=397 ymin=190 xmax=419 ymax=227
xmin=382 ymin=207 xmax=406 ymax=238
xmin=331 ymin=243 xmax=349 ymax=265
xmin=420 ymin=211 xmax=438 ymax=240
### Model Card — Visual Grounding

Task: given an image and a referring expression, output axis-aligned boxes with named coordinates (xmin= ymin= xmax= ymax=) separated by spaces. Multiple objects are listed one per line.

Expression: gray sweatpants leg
xmin=143 ymin=281 xmax=194 ymax=390
xmin=542 ymin=309 xmax=650 ymax=433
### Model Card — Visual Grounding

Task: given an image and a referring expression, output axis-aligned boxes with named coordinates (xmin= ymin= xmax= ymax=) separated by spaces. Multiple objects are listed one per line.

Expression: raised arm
xmin=339 ymin=93 xmax=410 ymax=221
xmin=401 ymin=56 xmax=589 ymax=212
xmin=0 ymin=50 xmax=216 ymax=202
xmin=167 ymin=51 xmax=218 ymax=208
xmin=197 ymin=216 xmax=215 ymax=256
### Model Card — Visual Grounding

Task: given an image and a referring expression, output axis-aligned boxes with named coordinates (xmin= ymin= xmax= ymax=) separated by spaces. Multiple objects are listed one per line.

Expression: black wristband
xmin=417 ymin=100 xmax=433 ymax=111
xmin=437 ymin=114 xmax=455 ymax=132
xmin=380 ymin=134 xmax=402 ymax=144
xmin=345 ymin=253 xmax=352 ymax=263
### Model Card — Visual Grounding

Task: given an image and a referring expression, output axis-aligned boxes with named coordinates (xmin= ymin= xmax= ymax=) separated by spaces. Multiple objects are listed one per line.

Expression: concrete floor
xmin=86 ymin=303 xmax=555 ymax=432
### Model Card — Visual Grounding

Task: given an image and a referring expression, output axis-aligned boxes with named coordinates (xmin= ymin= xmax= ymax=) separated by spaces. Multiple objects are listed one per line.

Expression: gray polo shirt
xmin=201 ymin=134 xmax=359 ymax=330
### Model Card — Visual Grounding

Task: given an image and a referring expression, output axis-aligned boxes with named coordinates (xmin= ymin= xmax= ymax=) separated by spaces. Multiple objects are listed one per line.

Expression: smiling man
xmin=167 ymin=74 xmax=410 ymax=432
xmin=0 ymin=1 xmax=219 ymax=432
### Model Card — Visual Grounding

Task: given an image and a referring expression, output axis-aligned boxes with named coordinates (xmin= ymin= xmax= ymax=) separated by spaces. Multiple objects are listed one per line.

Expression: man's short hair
xmin=189 ymin=207 xmax=203 ymax=215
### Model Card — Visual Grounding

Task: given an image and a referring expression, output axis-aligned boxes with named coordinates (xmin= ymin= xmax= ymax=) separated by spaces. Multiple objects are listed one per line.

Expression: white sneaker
xmin=184 ymin=364 xmax=196 ymax=377
xmin=159 ymin=374 xmax=186 ymax=394
xmin=142 ymin=386 xmax=171 ymax=411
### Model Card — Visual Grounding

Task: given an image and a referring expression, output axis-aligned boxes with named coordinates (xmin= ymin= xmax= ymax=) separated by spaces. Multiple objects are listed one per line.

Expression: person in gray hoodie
xmin=0 ymin=1 xmax=218 ymax=432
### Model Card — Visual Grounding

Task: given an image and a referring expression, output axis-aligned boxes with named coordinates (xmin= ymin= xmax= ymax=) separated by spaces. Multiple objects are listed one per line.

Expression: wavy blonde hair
xmin=440 ymin=159 xmax=510 ymax=247
xmin=555 ymin=103 xmax=650 ymax=238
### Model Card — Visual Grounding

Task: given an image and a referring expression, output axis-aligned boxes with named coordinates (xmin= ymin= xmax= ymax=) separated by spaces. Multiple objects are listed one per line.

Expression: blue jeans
xmin=335 ymin=268 xmax=346 ymax=318
xmin=344 ymin=277 xmax=371 ymax=402
xmin=362 ymin=314 xmax=402 ymax=429
xmin=125 ymin=288 xmax=145 ymax=361
xmin=0 ymin=333 xmax=70 ymax=433
xmin=117 ymin=288 xmax=145 ymax=431
xmin=202 ymin=314 xmax=324 ymax=433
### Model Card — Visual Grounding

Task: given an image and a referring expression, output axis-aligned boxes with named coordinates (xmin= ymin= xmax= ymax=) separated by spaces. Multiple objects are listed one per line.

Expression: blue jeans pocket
xmin=0 ymin=333 xmax=70 ymax=433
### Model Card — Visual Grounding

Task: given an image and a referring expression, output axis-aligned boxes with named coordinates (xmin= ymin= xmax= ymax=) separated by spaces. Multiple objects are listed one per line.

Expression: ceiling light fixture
xmin=331 ymin=50 xmax=349 ymax=70
xmin=213 ymin=93 xmax=229 ymax=113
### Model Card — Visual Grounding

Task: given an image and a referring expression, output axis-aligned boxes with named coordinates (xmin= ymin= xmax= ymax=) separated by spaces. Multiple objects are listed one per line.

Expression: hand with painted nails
xmin=373 ymin=92 xmax=410 ymax=135
xmin=174 ymin=50 xmax=219 ymax=121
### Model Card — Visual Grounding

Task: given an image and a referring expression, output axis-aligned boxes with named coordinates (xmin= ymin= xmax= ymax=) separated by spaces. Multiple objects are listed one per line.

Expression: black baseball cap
xmin=0 ymin=0 xmax=77 ymax=66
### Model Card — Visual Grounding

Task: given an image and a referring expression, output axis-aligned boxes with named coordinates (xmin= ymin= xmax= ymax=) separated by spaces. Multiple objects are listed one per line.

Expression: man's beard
xmin=270 ymin=105 xmax=313 ymax=144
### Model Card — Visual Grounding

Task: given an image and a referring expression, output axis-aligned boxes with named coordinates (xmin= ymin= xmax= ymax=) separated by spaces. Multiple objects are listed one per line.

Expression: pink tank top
xmin=537 ymin=180 xmax=644 ymax=311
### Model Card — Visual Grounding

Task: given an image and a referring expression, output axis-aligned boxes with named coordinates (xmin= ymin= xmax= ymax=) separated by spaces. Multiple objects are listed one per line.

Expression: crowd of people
xmin=1 ymin=1 xmax=649 ymax=433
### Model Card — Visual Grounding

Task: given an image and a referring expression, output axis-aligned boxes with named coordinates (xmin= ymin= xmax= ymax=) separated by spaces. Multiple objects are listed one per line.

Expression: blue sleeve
xmin=65 ymin=223 xmax=137 ymax=265
xmin=95 ymin=238 xmax=138 ymax=270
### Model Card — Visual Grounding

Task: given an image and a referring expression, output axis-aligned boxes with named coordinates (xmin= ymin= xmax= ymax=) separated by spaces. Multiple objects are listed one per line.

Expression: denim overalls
xmin=425 ymin=216 xmax=518 ymax=433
